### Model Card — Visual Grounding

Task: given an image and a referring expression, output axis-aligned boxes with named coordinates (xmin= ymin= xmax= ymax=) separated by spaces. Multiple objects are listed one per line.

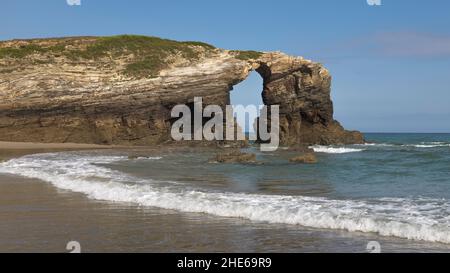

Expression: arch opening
xmin=230 ymin=70 xmax=264 ymax=138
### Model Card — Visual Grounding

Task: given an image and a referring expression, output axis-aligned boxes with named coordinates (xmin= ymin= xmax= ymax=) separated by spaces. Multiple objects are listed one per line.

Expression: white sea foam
xmin=1 ymin=152 xmax=450 ymax=244
xmin=134 ymin=156 xmax=163 ymax=160
xmin=413 ymin=145 xmax=439 ymax=148
xmin=356 ymin=143 xmax=395 ymax=147
xmin=357 ymin=142 xmax=450 ymax=148
xmin=410 ymin=143 xmax=450 ymax=148
xmin=310 ymin=145 xmax=365 ymax=154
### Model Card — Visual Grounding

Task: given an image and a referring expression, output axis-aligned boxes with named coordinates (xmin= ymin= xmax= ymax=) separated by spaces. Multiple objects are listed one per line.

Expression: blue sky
xmin=2 ymin=0 xmax=450 ymax=132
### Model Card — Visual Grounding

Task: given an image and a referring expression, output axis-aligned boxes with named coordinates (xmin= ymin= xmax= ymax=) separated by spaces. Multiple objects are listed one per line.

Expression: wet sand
xmin=0 ymin=141 xmax=116 ymax=162
xmin=0 ymin=141 xmax=120 ymax=160
xmin=0 ymin=141 xmax=114 ymax=150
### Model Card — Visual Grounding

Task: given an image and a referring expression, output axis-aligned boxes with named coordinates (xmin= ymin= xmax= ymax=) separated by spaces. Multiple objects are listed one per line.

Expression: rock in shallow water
xmin=211 ymin=150 xmax=257 ymax=164
xmin=289 ymin=153 xmax=318 ymax=164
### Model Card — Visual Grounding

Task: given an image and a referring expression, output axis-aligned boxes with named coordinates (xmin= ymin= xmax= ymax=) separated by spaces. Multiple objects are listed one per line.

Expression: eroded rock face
xmin=0 ymin=36 xmax=363 ymax=146
xmin=254 ymin=53 xmax=363 ymax=145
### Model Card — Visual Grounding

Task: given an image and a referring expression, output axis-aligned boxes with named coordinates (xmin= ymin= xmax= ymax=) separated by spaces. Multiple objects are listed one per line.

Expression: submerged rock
xmin=289 ymin=153 xmax=318 ymax=164
xmin=211 ymin=150 xmax=257 ymax=164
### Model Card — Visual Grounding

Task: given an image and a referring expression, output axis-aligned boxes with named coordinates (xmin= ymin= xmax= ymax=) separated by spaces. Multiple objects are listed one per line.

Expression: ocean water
xmin=1 ymin=133 xmax=450 ymax=252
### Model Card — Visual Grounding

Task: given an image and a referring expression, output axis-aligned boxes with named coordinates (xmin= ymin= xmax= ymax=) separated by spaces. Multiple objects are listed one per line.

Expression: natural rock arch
xmin=0 ymin=36 xmax=363 ymax=146
xmin=228 ymin=53 xmax=363 ymax=146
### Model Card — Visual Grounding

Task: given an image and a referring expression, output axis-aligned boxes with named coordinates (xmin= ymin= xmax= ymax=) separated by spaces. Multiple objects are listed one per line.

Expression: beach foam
xmin=410 ymin=143 xmax=450 ymax=148
xmin=310 ymin=145 xmax=365 ymax=154
xmin=356 ymin=143 xmax=395 ymax=147
xmin=356 ymin=142 xmax=450 ymax=148
xmin=134 ymin=156 xmax=163 ymax=160
xmin=1 ymin=152 xmax=450 ymax=244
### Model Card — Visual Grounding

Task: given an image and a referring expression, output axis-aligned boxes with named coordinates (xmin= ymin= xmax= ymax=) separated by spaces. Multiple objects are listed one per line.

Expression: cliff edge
xmin=0 ymin=35 xmax=363 ymax=146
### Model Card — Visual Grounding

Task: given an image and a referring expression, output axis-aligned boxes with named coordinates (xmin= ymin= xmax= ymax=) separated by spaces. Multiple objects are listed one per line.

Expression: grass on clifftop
xmin=71 ymin=35 xmax=216 ymax=77
xmin=0 ymin=44 xmax=66 ymax=59
xmin=0 ymin=35 xmax=216 ymax=78
xmin=231 ymin=50 xmax=263 ymax=60
xmin=0 ymin=35 xmax=266 ymax=77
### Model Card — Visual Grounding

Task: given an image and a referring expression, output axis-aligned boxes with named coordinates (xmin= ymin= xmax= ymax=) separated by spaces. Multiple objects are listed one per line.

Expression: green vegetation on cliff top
xmin=231 ymin=50 xmax=263 ymax=60
xmin=74 ymin=35 xmax=217 ymax=77
xmin=0 ymin=35 xmax=263 ymax=77
xmin=0 ymin=35 xmax=217 ymax=77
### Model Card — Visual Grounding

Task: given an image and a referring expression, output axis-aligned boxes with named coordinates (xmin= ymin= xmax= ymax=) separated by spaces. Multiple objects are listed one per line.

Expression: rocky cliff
xmin=0 ymin=35 xmax=363 ymax=146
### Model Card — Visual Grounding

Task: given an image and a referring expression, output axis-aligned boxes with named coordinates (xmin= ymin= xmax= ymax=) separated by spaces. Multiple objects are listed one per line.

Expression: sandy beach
xmin=0 ymin=141 xmax=118 ymax=162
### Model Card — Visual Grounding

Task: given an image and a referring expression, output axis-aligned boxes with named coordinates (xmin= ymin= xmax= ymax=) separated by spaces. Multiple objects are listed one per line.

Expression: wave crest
xmin=310 ymin=145 xmax=365 ymax=154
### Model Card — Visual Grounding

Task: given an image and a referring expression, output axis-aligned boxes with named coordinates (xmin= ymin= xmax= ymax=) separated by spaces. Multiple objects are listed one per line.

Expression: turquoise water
xmin=1 ymin=133 xmax=450 ymax=251
xmin=111 ymin=133 xmax=450 ymax=200
xmin=312 ymin=133 xmax=450 ymax=200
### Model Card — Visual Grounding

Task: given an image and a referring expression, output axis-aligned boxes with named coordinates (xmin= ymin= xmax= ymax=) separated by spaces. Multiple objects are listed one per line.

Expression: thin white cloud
xmin=307 ymin=31 xmax=450 ymax=62
xmin=374 ymin=32 xmax=450 ymax=57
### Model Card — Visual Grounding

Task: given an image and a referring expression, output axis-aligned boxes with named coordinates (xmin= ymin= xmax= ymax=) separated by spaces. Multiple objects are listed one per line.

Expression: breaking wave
xmin=357 ymin=142 xmax=450 ymax=148
xmin=310 ymin=145 xmax=365 ymax=154
xmin=1 ymin=152 xmax=450 ymax=244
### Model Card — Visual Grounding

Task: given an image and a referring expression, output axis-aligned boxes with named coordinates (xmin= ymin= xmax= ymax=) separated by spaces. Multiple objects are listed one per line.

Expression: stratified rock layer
xmin=0 ymin=36 xmax=363 ymax=146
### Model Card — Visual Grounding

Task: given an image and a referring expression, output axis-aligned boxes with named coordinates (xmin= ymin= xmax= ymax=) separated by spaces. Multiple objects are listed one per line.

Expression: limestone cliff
xmin=0 ymin=35 xmax=363 ymax=146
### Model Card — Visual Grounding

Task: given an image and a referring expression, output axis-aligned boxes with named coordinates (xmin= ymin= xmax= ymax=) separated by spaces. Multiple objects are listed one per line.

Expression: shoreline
xmin=0 ymin=141 xmax=118 ymax=162
xmin=0 ymin=141 xmax=116 ymax=150
xmin=0 ymin=140 xmax=236 ymax=162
